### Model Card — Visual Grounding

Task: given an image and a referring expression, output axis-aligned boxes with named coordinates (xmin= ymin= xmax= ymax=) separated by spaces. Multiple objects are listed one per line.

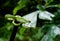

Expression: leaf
xmin=16 ymin=34 xmax=24 ymax=40
xmin=32 ymin=28 xmax=43 ymax=39
xmin=46 ymin=5 xmax=58 ymax=8
xmin=39 ymin=11 xmax=55 ymax=20
xmin=29 ymin=38 xmax=33 ymax=41
xmin=22 ymin=11 xmax=39 ymax=28
xmin=19 ymin=27 xmax=26 ymax=35
xmin=58 ymin=4 xmax=60 ymax=8
xmin=0 ymin=38 xmax=4 ymax=41
xmin=13 ymin=0 xmax=27 ymax=15
xmin=45 ymin=0 xmax=53 ymax=6
xmin=2 ymin=1 xmax=10 ymax=7
xmin=41 ymin=34 xmax=53 ymax=41
xmin=41 ymin=25 xmax=60 ymax=41
xmin=37 ymin=5 xmax=45 ymax=11
xmin=4 ymin=22 xmax=13 ymax=30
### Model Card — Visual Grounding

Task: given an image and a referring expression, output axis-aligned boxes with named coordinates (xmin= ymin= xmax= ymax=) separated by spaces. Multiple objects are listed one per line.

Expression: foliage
xmin=0 ymin=0 xmax=60 ymax=41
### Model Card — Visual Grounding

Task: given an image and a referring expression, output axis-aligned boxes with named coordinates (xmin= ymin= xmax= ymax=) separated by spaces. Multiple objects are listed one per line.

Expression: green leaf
xmin=13 ymin=0 xmax=27 ymax=15
xmin=58 ymin=4 xmax=60 ymax=8
xmin=29 ymin=38 xmax=33 ymax=41
xmin=37 ymin=5 xmax=45 ymax=11
xmin=16 ymin=34 xmax=24 ymax=40
xmin=2 ymin=1 xmax=10 ymax=7
xmin=41 ymin=25 xmax=60 ymax=41
xmin=19 ymin=27 xmax=26 ymax=35
xmin=32 ymin=28 xmax=43 ymax=39
xmin=45 ymin=0 xmax=53 ymax=6
xmin=46 ymin=5 xmax=58 ymax=8
xmin=0 ymin=38 xmax=4 ymax=41
xmin=4 ymin=22 xmax=13 ymax=30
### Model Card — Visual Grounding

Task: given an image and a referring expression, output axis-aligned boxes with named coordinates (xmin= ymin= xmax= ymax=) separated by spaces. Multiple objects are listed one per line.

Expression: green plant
xmin=0 ymin=0 xmax=60 ymax=41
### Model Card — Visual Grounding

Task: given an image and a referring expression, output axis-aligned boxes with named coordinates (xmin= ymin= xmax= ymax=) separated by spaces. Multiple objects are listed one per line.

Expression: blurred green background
xmin=0 ymin=0 xmax=60 ymax=41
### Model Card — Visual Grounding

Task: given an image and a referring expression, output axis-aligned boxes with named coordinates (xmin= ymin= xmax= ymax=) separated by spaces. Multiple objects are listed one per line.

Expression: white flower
xmin=22 ymin=10 xmax=55 ymax=28
xmin=22 ymin=11 xmax=39 ymax=28
xmin=39 ymin=11 xmax=55 ymax=20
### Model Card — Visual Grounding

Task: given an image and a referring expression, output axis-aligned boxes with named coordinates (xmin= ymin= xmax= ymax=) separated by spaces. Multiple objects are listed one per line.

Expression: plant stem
xmin=9 ymin=26 xmax=19 ymax=41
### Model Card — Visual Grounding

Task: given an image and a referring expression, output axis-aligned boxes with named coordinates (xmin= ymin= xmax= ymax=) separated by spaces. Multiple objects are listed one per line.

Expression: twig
xmin=9 ymin=26 xmax=19 ymax=41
